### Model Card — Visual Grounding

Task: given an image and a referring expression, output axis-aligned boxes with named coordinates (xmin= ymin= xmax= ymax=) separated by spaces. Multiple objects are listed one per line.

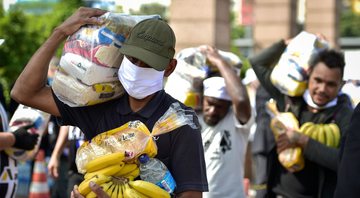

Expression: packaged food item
xmin=266 ymin=99 xmax=304 ymax=172
xmin=75 ymin=102 xmax=198 ymax=174
xmin=270 ymin=31 xmax=329 ymax=96
xmin=53 ymin=13 xmax=160 ymax=107
xmin=52 ymin=69 xmax=124 ymax=107
xmin=164 ymin=46 xmax=241 ymax=110
xmin=5 ymin=105 xmax=50 ymax=161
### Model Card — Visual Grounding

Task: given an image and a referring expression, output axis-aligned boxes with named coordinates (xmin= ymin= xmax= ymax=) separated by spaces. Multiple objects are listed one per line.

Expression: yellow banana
xmin=106 ymin=182 xmax=117 ymax=198
xmin=120 ymin=184 xmax=126 ymax=198
xmin=78 ymin=174 xmax=111 ymax=196
xmin=101 ymin=181 xmax=114 ymax=196
xmin=117 ymin=183 xmax=124 ymax=198
xmin=122 ymin=183 xmax=149 ymax=198
xmin=129 ymin=180 xmax=170 ymax=198
xmin=278 ymin=147 xmax=304 ymax=172
xmin=328 ymin=123 xmax=341 ymax=148
xmin=85 ymin=162 xmax=125 ymax=179
xmin=111 ymin=183 xmax=119 ymax=198
xmin=123 ymin=167 xmax=140 ymax=180
xmin=323 ymin=124 xmax=335 ymax=147
xmin=299 ymin=122 xmax=314 ymax=134
xmin=270 ymin=118 xmax=287 ymax=137
xmin=85 ymin=191 xmax=97 ymax=198
xmin=303 ymin=123 xmax=315 ymax=137
xmin=317 ymin=124 xmax=326 ymax=144
xmin=85 ymin=152 xmax=125 ymax=173
xmin=310 ymin=124 xmax=319 ymax=140
xmin=114 ymin=163 xmax=138 ymax=177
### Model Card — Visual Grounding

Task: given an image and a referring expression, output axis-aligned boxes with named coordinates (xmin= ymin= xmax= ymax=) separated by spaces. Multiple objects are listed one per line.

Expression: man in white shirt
xmin=199 ymin=46 xmax=254 ymax=198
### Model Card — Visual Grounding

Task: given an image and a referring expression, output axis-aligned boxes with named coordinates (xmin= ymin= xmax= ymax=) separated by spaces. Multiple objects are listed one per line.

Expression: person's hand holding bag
xmin=12 ymin=124 xmax=39 ymax=150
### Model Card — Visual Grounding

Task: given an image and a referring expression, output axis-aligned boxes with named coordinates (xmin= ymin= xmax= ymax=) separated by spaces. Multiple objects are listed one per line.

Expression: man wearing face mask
xmin=11 ymin=7 xmax=208 ymax=198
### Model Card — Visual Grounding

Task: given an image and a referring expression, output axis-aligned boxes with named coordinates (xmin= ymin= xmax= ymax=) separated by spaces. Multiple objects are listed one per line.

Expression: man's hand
xmin=198 ymin=45 xmax=225 ymax=68
xmin=276 ymin=128 xmax=309 ymax=153
xmin=47 ymin=155 xmax=60 ymax=178
xmin=12 ymin=124 xmax=39 ymax=150
xmin=55 ymin=7 xmax=107 ymax=38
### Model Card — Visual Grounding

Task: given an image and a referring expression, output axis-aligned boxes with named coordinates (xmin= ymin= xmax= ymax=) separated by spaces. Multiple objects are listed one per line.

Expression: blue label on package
xmin=33 ymin=117 xmax=43 ymax=129
xmin=156 ymin=170 xmax=176 ymax=193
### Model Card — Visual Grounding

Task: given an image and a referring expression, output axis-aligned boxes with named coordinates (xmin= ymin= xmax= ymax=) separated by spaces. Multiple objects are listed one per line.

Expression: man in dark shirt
xmin=249 ymin=39 xmax=353 ymax=198
xmin=11 ymin=7 xmax=208 ymax=198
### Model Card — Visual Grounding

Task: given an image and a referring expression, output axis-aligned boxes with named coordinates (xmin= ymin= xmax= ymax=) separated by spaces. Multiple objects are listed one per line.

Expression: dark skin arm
xmin=201 ymin=45 xmax=251 ymax=124
xmin=11 ymin=7 xmax=107 ymax=117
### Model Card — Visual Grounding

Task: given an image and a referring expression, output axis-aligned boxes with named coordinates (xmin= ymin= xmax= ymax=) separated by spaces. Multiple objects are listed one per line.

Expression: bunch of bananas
xmin=299 ymin=122 xmax=340 ymax=148
xmin=78 ymin=152 xmax=170 ymax=198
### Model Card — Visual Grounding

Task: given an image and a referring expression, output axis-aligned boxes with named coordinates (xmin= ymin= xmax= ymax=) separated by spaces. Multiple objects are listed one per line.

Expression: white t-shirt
xmin=199 ymin=109 xmax=254 ymax=198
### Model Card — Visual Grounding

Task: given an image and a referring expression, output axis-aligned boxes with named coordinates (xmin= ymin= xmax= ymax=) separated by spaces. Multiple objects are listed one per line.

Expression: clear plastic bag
xmin=266 ymin=99 xmax=304 ymax=172
xmin=165 ymin=46 xmax=241 ymax=110
xmin=53 ymin=13 xmax=160 ymax=107
xmin=75 ymin=102 xmax=198 ymax=174
xmin=5 ymin=105 xmax=50 ymax=161
xmin=270 ymin=31 xmax=329 ymax=96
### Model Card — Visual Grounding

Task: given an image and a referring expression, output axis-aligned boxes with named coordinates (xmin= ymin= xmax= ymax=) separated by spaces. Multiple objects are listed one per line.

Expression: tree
xmin=0 ymin=0 xmax=84 ymax=105
xmin=130 ymin=3 xmax=168 ymax=21
xmin=340 ymin=10 xmax=360 ymax=37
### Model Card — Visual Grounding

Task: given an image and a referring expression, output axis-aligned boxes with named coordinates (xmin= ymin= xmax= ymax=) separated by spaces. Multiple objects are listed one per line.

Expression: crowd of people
xmin=0 ymin=6 xmax=359 ymax=198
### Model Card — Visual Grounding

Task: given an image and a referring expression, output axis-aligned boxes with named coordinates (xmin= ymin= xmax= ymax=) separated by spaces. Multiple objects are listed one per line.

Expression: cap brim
xmin=119 ymin=44 xmax=169 ymax=71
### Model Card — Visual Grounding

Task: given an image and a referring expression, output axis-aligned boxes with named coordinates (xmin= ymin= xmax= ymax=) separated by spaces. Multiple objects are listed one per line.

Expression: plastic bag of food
xmin=53 ymin=13 xmax=160 ymax=106
xmin=165 ymin=46 xmax=241 ymax=110
xmin=75 ymin=102 xmax=198 ymax=174
xmin=52 ymin=69 xmax=124 ymax=107
xmin=5 ymin=105 xmax=50 ymax=161
xmin=266 ymin=99 xmax=304 ymax=172
xmin=270 ymin=31 xmax=328 ymax=96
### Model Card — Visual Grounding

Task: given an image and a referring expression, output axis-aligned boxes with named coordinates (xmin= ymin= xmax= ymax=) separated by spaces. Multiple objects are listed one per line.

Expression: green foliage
xmin=130 ymin=3 xmax=168 ymax=20
xmin=0 ymin=0 xmax=84 ymax=103
xmin=0 ymin=8 xmax=40 ymax=84
xmin=340 ymin=10 xmax=360 ymax=37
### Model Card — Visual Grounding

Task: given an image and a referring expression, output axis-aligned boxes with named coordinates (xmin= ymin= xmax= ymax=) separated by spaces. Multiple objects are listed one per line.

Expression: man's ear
xmin=164 ymin=59 xmax=177 ymax=77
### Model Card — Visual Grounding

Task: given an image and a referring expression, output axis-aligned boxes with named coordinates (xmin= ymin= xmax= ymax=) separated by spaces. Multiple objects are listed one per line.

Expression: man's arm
xmin=0 ymin=133 xmax=16 ymax=150
xmin=202 ymin=46 xmax=251 ymax=124
xmin=11 ymin=7 xmax=107 ymax=116
xmin=48 ymin=125 xmax=69 ymax=178
xmin=248 ymin=40 xmax=287 ymax=109
xmin=0 ymin=125 xmax=39 ymax=150
xmin=176 ymin=191 xmax=202 ymax=198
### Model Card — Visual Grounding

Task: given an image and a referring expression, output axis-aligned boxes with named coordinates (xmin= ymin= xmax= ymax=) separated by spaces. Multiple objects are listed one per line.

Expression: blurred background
xmin=0 ymin=0 xmax=359 ymax=107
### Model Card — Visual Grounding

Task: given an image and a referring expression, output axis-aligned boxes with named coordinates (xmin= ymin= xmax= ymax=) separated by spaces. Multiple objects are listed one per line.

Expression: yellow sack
xmin=266 ymin=99 xmax=305 ymax=172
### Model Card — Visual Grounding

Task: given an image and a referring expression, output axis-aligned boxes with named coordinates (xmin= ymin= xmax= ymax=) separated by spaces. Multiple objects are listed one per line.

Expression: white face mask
xmin=118 ymin=56 xmax=165 ymax=99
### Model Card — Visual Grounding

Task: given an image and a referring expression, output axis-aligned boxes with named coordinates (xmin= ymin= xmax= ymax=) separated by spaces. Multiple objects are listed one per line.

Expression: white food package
xmin=5 ymin=105 xmax=50 ymax=161
xmin=270 ymin=31 xmax=329 ymax=96
xmin=53 ymin=13 xmax=160 ymax=106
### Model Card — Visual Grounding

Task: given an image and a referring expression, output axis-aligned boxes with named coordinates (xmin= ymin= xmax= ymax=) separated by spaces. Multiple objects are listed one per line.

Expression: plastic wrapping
xmin=75 ymin=102 xmax=198 ymax=174
xmin=53 ymin=12 xmax=160 ymax=107
xmin=266 ymin=99 xmax=304 ymax=172
xmin=52 ymin=69 xmax=124 ymax=107
xmin=5 ymin=105 xmax=50 ymax=161
xmin=164 ymin=47 xmax=241 ymax=110
xmin=270 ymin=31 xmax=329 ymax=96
